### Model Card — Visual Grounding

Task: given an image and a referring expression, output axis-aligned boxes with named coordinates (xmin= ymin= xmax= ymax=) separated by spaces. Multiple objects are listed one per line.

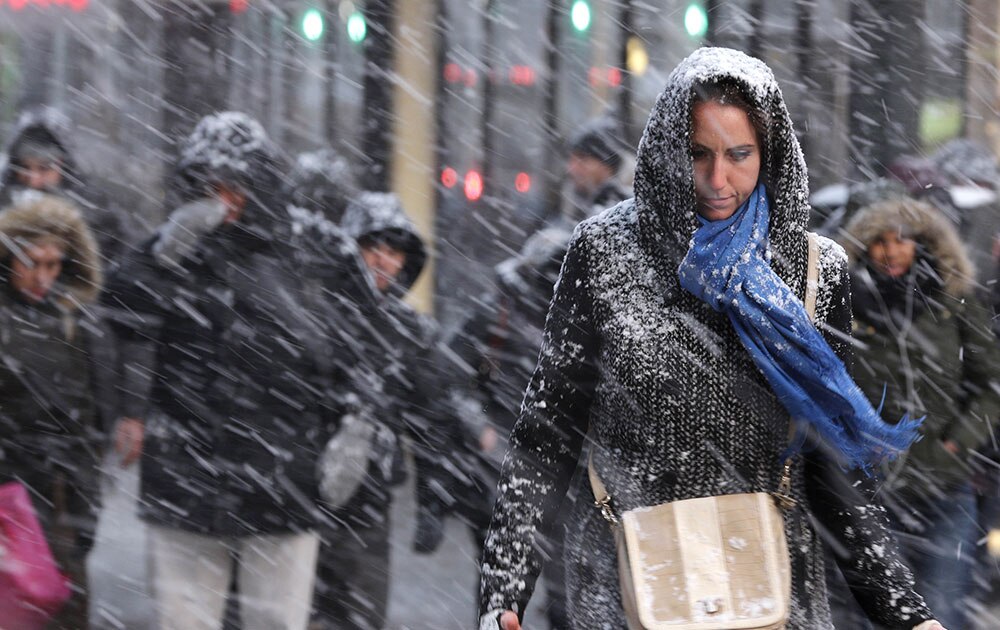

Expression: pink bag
xmin=0 ymin=481 xmax=71 ymax=630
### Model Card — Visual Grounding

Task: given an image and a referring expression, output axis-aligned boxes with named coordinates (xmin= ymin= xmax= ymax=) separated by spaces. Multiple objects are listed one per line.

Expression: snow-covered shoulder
xmin=813 ymin=232 xmax=849 ymax=323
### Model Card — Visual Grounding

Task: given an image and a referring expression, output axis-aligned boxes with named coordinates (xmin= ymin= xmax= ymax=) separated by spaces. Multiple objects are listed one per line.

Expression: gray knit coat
xmin=478 ymin=48 xmax=933 ymax=630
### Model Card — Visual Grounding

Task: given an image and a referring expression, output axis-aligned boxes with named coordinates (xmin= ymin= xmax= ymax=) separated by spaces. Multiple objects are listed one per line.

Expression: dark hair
xmin=691 ymin=79 xmax=769 ymax=166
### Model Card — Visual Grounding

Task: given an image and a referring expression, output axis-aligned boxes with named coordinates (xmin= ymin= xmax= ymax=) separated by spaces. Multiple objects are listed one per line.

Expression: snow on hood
xmin=932 ymin=138 xmax=1000 ymax=188
xmin=341 ymin=191 xmax=428 ymax=292
xmin=170 ymin=112 xmax=288 ymax=239
xmin=286 ymin=148 xmax=358 ymax=223
xmin=632 ymin=47 xmax=811 ymax=294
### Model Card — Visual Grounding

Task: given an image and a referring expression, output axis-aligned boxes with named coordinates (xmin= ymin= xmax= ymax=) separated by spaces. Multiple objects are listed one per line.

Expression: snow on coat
xmin=478 ymin=47 xmax=933 ymax=629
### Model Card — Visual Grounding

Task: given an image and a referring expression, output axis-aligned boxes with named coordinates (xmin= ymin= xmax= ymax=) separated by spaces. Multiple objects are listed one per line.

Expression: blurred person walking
xmin=0 ymin=194 xmax=120 ymax=629
xmin=309 ymin=191 xmax=461 ymax=630
xmin=103 ymin=112 xmax=381 ymax=630
xmin=558 ymin=119 xmax=631 ymax=229
xmin=842 ymin=198 xmax=1000 ymax=629
xmin=0 ymin=107 xmax=131 ymax=268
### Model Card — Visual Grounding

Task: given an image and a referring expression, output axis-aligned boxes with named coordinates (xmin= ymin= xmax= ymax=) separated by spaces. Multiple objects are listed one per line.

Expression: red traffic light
xmin=441 ymin=167 xmax=458 ymax=189
xmin=515 ymin=172 xmax=531 ymax=193
xmin=229 ymin=0 xmax=248 ymax=13
xmin=464 ymin=170 xmax=483 ymax=201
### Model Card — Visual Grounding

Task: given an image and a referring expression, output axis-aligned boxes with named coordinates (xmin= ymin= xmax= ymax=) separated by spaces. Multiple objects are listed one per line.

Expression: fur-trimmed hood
xmin=0 ymin=193 xmax=102 ymax=307
xmin=632 ymin=47 xmax=810 ymax=296
xmin=843 ymin=197 xmax=975 ymax=297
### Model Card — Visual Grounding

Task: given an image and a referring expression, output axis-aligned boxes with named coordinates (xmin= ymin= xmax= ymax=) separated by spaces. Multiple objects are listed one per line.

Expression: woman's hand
xmin=499 ymin=611 xmax=521 ymax=630
xmin=913 ymin=621 xmax=947 ymax=630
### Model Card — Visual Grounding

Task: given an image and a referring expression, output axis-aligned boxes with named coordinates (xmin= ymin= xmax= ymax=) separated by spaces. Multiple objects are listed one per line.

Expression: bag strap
xmin=588 ymin=232 xmax=822 ymax=521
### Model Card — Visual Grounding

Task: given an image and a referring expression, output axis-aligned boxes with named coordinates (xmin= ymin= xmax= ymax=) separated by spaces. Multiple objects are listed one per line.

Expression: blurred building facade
xmin=0 ymin=0 xmax=994 ymax=320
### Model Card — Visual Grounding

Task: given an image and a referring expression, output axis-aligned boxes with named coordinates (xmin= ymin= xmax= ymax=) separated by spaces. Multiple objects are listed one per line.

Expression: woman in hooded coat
xmin=842 ymin=198 xmax=999 ymax=629
xmin=478 ymin=48 xmax=940 ymax=630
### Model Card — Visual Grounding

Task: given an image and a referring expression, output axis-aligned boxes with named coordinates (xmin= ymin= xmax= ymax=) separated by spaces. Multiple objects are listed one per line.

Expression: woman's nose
xmin=708 ymin=160 xmax=727 ymax=191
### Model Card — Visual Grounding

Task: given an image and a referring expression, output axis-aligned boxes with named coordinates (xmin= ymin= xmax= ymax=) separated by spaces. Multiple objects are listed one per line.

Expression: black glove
xmin=413 ymin=502 xmax=445 ymax=554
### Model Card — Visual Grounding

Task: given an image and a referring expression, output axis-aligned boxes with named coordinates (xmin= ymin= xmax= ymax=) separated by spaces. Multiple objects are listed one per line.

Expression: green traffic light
xmin=347 ymin=11 xmax=366 ymax=43
xmin=302 ymin=8 xmax=325 ymax=41
xmin=571 ymin=0 xmax=591 ymax=33
xmin=684 ymin=3 xmax=708 ymax=38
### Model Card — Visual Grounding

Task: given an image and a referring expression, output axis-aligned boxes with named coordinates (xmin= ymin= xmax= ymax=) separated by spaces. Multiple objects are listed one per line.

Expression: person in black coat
xmin=310 ymin=191 xmax=463 ymax=630
xmin=0 ymin=193 xmax=120 ymax=629
xmin=103 ymin=112 xmax=382 ymax=630
xmin=479 ymin=48 xmax=943 ymax=630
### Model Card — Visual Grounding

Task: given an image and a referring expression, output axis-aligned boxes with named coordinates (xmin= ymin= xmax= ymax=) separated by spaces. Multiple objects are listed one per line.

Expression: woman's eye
xmin=691 ymin=148 xmax=708 ymax=160
xmin=729 ymin=150 xmax=752 ymax=161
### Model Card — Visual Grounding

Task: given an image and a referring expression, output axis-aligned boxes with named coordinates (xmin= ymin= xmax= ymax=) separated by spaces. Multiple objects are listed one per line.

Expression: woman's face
xmin=691 ymin=101 xmax=761 ymax=221
xmin=868 ymin=230 xmax=917 ymax=278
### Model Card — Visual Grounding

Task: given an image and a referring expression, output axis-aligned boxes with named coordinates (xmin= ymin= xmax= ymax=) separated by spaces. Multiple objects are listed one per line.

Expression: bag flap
xmin=620 ymin=493 xmax=790 ymax=629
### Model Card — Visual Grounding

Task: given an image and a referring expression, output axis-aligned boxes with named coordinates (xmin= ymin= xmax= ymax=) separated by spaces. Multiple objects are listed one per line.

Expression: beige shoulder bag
xmin=589 ymin=232 xmax=820 ymax=630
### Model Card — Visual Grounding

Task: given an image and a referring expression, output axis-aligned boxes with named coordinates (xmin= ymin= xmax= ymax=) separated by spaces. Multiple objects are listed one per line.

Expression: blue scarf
xmin=678 ymin=183 xmax=922 ymax=471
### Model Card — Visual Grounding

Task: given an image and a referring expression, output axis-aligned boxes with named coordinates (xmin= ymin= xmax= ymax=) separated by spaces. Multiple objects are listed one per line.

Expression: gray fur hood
xmin=0 ymin=194 xmax=102 ymax=307
xmin=843 ymin=197 xmax=976 ymax=297
xmin=342 ymin=191 xmax=427 ymax=292
xmin=632 ymin=47 xmax=811 ymax=295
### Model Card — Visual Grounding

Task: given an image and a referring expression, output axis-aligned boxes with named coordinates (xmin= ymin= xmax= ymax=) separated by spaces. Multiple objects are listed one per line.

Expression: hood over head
xmin=286 ymin=148 xmax=358 ymax=224
xmin=1 ymin=106 xmax=79 ymax=193
xmin=843 ymin=197 xmax=975 ymax=297
xmin=632 ymin=47 xmax=810 ymax=294
xmin=342 ymin=191 xmax=427 ymax=292
xmin=0 ymin=193 xmax=101 ymax=307
xmin=170 ymin=112 xmax=288 ymax=240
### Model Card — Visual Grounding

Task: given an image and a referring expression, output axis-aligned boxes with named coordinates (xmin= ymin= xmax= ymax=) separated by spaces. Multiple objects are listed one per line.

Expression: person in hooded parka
xmin=842 ymin=198 xmax=1000 ymax=629
xmin=478 ymin=48 xmax=943 ymax=630
xmin=309 ymin=191 xmax=463 ymax=630
xmin=447 ymin=224 xmax=578 ymax=629
xmin=0 ymin=194 xmax=120 ymax=629
xmin=102 ymin=112 xmax=382 ymax=630
xmin=0 ymin=107 xmax=131 ymax=268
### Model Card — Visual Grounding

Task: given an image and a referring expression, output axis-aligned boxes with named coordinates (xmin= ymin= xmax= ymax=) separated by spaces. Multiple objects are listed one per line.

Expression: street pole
xmin=543 ymin=0 xmax=563 ymax=222
xmin=323 ymin=0 xmax=338 ymax=145
xmin=361 ymin=0 xmax=396 ymax=191
xmin=481 ymin=0 xmax=497 ymax=196
xmin=618 ymin=0 xmax=635 ymax=146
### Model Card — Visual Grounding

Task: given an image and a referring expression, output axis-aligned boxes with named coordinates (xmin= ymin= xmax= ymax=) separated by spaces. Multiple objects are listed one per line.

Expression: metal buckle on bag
xmin=594 ymin=494 xmax=619 ymax=525
xmin=772 ymin=458 xmax=797 ymax=510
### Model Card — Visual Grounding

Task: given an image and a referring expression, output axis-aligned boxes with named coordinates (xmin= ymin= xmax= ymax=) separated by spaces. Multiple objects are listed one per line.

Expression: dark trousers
xmin=312 ymin=485 xmax=392 ymax=630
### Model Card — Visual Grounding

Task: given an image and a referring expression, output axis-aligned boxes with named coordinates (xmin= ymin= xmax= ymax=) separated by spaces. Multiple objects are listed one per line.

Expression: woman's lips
xmin=701 ymin=197 xmax=734 ymax=211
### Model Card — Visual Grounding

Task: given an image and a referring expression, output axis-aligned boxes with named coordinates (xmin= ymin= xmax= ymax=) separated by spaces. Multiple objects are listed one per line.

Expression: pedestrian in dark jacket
xmin=103 ymin=112 xmax=377 ymax=630
xmin=480 ymin=47 xmax=942 ymax=630
xmin=310 ymin=191 xmax=461 ymax=630
xmin=559 ymin=119 xmax=631 ymax=228
xmin=0 ymin=107 xmax=130 ymax=267
xmin=448 ymin=225 xmax=576 ymax=629
xmin=0 ymin=194 xmax=119 ymax=629
xmin=842 ymin=197 xmax=1000 ymax=629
